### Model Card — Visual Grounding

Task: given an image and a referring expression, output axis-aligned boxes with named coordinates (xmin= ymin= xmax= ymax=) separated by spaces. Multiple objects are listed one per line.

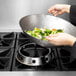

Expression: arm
xmin=48 ymin=4 xmax=76 ymax=60
xmin=46 ymin=33 xmax=76 ymax=59
xmin=48 ymin=4 xmax=76 ymax=25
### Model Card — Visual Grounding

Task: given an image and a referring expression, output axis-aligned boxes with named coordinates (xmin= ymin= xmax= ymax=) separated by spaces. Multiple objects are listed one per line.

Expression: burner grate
xmin=0 ymin=48 xmax=14 ymax=71
xmin=0 ymin=32 xmax=16 ymax=71
xmin=1 ymin=32 xmax=16 ymax=39
xmin=57 ymin=47 xmax=76 ymax=71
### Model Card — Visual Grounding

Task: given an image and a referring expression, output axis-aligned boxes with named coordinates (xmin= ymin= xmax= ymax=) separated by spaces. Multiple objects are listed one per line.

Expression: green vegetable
xmin=57 ymin=29 xmax=63 ymax=33
xmin=25 ymin=27 xmax=63 ymax=40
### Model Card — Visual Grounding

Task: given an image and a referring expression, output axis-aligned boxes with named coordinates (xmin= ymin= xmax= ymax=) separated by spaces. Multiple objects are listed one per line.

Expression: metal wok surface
xmin=20 ymin=14 xmax=76 ymax=47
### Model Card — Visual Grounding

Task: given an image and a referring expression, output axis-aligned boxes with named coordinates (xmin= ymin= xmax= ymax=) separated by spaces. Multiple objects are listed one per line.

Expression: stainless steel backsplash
xmin=0 ymin=0 xmax=70 ymax=30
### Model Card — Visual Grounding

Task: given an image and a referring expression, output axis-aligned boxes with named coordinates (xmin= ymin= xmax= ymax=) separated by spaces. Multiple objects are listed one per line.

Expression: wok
xmin=20 ymin=14 xmax=76 ymax=48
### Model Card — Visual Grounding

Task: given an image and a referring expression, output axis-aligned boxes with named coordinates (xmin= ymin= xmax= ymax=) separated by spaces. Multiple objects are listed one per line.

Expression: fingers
xmin=52 ymin=11 xmax=59 ymax=16
xmin=48 ymin=5 xmax=60 ymax=16
xmin=48 ymin=6 xmax=55 ymax=13
xmin=48 ymin=8 xmax=58 ymax=16
xmin=48 ymin=9 xmax=62 ymax=16
xmin=48 ymin=4 xmax=66 ymax=16
xmin=48 ymin=9 xmax=65 ymax=16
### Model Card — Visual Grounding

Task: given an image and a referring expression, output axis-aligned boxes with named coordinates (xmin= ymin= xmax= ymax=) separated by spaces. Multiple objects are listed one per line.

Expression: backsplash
xmin=0 ymin=0 xmax=70 ymax=30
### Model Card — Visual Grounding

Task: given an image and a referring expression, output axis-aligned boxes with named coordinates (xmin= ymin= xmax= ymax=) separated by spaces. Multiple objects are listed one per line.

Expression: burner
xmin=20 ymin=43 xmax=50 ymax=57
xmin=16 ymin=43 xmax=51 ymax=66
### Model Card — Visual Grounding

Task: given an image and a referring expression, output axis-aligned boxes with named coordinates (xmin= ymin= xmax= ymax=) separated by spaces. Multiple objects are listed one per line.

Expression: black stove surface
xmin=0 ymin=32 xmax=76 ymax=71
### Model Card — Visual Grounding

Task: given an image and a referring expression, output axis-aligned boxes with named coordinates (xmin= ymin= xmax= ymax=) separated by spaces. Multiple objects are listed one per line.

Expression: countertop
xmin=0 ymin=71 xmax=76 ymax=76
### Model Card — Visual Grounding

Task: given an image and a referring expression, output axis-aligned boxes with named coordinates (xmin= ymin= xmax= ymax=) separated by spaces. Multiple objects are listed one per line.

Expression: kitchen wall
xmin=0 ymin=0 xmax=70 ymax=31
xmin=70 ymin=0 xmax=76 ymax=5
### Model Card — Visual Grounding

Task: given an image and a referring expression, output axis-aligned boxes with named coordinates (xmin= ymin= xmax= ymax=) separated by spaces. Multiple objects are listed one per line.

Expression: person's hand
xmin=48 ymin=4 xmax=71 ymax=16
xmin=46 ymin=33 xmax=76 ymax=46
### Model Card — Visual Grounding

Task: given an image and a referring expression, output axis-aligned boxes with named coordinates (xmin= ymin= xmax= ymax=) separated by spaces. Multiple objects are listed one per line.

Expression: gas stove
xmin=0 ymin=32 xmax=76 ymax=71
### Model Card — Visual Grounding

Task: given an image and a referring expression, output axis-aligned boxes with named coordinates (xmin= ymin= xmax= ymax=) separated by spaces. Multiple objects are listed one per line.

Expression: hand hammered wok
xmin=19 ymin=14 xmax=76 ymax=48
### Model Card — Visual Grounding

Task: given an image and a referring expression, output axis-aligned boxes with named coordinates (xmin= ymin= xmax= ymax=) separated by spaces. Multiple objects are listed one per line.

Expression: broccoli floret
xmin=57 ymin=29 xmax=63 ymax=33
xmin=45 ymin=29 xmax=52 ymax=34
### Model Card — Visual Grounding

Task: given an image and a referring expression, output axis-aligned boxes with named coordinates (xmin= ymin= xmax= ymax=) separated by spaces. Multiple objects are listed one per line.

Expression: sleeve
xmin=70 ymin=42 xmax=76 ymax=62
xmin=72 ymin=41 xmax=76 ymax=47
xmin=70 ymin=5 xmax=76 ymax=26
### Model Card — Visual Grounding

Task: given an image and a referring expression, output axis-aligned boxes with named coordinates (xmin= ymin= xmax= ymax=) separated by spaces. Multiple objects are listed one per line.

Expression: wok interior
xmin=20 ymin=14 xmax=66 ymax=31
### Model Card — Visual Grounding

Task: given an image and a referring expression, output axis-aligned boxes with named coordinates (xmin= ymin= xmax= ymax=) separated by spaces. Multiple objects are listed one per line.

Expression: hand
xmin=48 ymin=4 xmax=71 ymax=16
xmin=46 ymin=33 xmax=76 ymax=46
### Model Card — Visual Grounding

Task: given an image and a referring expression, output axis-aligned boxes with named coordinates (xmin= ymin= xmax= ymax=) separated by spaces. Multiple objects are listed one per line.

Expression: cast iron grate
xmin=57 ymin=47 xmax=76 ymax=71
xmin=0 ymin=32 xmax=16 ymax=48
xmin=0 ymin=32 xmax=16 ymax=71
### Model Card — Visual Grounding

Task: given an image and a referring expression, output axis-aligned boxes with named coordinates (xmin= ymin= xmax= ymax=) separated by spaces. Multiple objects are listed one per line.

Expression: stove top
xmin=0 ymin=32 xmax=76 ymax=71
